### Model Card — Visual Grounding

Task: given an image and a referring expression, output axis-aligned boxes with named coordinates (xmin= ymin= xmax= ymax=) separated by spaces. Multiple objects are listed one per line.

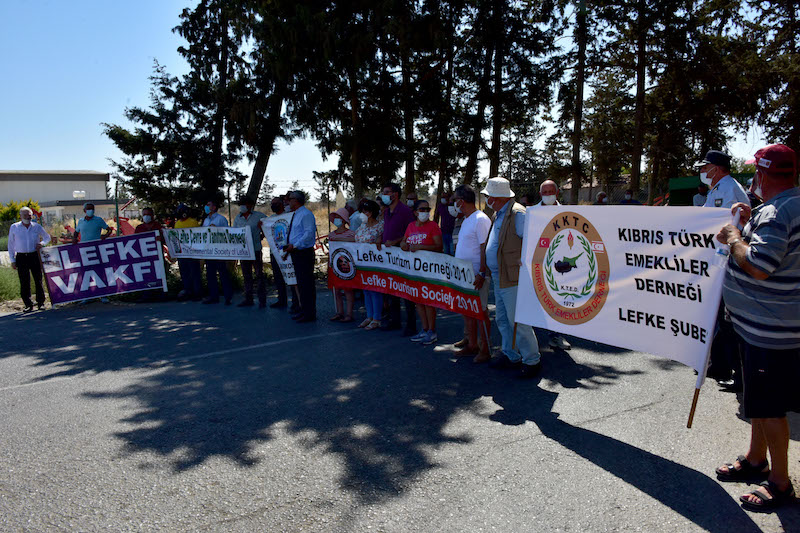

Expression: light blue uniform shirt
xmin=288 ymin=206 xmax=317 ymax=249
xmin=76 ymin=216 xmax=109 ymax=242
xmin=485 ymin=201 xmax=525 ymax=275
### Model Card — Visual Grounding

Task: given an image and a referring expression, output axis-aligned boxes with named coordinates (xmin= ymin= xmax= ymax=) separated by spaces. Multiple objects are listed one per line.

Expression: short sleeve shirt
xmin=76 ymin=216 xmax=109 ymax=242
xmin=328 ymin=229 xmax=356 ymax=242
xmin=382 ymin=203 xmax=415 ymax=244
xmin=704 ymin=175 xmax=750 ymax=209
xmin=404 ymin=221 xmax=442 ymax=246
xmin=455 ymin=210 xmax=492 ymax=273
xmin=234 ymin=211 xmax=267 ymax=251
xmin=355 ymin=220 xmax=384 ymax=244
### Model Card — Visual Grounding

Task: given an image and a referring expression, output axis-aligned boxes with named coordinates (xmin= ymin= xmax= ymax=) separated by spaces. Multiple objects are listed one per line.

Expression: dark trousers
xmin=270 ymin=253 xmax=288 ymax=305
xmin=16 ymin=252 xmax=45 ymax=307
xmin=387 ymin=295 xmax=416 ymax=331
xmin=177 ymin=258 xmax=202 ymax=297
xmin=206 ymin=260 xmax=233 ymax=303
xmin=289 ymin=247 xmax=316 ymax=319
xmin=708 ymin=303 xmax=742 ymax=383
xmin=240 ymin=255 xmax=266 ymax=304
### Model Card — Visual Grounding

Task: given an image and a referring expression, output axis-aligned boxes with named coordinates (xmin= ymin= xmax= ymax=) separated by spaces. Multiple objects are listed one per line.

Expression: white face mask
xmin=448 ymin=206 xmax=458 ymax=218
xmin=699 ymin=172 xmax=713 ymax=186
xmin=333 ymin=218 xmax=344 ymax=228
xmin=440 ymin=198 xmax=447 ymax=205
xmin=624 ymin=194 xmax=632 ymax=200
xmin=239 ymin=205 xmax=248 ymax=214
xmin=380 ymin=194 xmax=392 ymax=206
xmin=417 ymin=212 xmax=430 ymax=223
xmin=487 ymin=198 xmax=496 ymax=211
xmin=284 ymin=204 xmax=292 ymax=212
xmin=143 ymin=215 xmax=153 ymax=223
xmin=541 ymin=195 xmax=556 ymax=205
xmin=407 ymin=200 xmax=416 ymax=207
xmin=21 ymin=217 xmax=31 ymax=225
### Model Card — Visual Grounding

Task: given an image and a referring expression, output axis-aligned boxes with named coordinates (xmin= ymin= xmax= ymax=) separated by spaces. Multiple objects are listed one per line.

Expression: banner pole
xmin=512 ymin=322 xmax=518 ymax=350
xmin=687 ymin=387 xmax=701 ymax=428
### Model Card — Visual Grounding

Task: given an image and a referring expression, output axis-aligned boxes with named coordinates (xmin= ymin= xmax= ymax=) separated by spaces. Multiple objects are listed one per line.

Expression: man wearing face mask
xmin=694 ymin=150 xmax=751 ymax=388
xmin=174 ymin=205 xmax=203 ymax=301
xmin=593 ymin=191 xmax=608 ymax=205
xmin=234 ymin=195 xmax=268 ymax=308
xmin=202 ymin=199 xmax=233 ymax=305
xmin=406 ymin=191 xmax=418 ymax=208
xmin=72 ymin=203 xmax=111 ymax=244
xmin=434 ymin=191 xmax=456 ymax=256
xmin=8 ymin=207 xmax=51 ymax=312
xmin=478 ymin=177 xmax=542 ymax=378
xmin=134 ymin=207 xmax=163 ymax=234
xmin=380 ymin=183 xmax=417 ymax=334
xmin=694 ymin=150 xmax=750 ymax=210
xmin=620 ymin=189 xmax=642 ymax=205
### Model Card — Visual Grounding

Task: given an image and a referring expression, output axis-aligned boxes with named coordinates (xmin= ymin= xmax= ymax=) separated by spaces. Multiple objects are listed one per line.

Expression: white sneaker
xmin=423 ymin=330 xmax=438 ymax=345
xmin=410 ymin=330 xmax=427 ymax=342
xmin=549 ymin=335 xmax=571 ymax=350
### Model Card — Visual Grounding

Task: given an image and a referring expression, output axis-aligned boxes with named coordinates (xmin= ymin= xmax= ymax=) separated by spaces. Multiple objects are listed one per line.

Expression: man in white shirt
xmin=8 ymin=207 xmax=51 ymax=312
xmin=233 ymin=195 xmax=268 ymax=308
xmin=202 ymin=200 xmax=233 ymax=305
xmin=694 ymin=150 xmax=750 ymax=209
xmin=452 ymin=184 xmax=492 ymax=361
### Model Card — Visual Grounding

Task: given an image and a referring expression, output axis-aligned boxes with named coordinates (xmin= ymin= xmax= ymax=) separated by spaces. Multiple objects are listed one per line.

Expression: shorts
xmin=741 ymin=341 xmax=800 ymax=419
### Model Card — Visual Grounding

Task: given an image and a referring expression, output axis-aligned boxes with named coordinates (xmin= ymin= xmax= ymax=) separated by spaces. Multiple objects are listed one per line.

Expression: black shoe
xmin=518 ymin=362 xmax=542 ymax=379
xmin=22 ymin=305 xmax=34 ymax=313
xmin=270 ymin=301 xmax=287 ymax=309
xmin=237 ymin=300 xmax=254 ymax=308
xmin=297 ymin=316 xmax=317 ymax=323
xmin=380 ymin=322 xmax=402 ymax=332
xmin=488 ymin=354 xmax=521 ymax=369
xmin=37 ymin=304 xmax=45 ymax=310
xmin=202 ymin=298 xmax=219 ymax=305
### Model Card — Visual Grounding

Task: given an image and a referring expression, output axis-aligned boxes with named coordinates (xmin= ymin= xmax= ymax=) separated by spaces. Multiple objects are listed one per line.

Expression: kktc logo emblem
xmin=532 ymin=212 xmax=610 ymax=325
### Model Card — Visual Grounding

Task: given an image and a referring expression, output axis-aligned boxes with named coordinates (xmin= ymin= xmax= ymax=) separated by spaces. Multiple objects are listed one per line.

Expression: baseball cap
xmin=754 ymin=144 xmax=797 ymax=177
xmin=693 ymin=150 xmax=731 ymax=169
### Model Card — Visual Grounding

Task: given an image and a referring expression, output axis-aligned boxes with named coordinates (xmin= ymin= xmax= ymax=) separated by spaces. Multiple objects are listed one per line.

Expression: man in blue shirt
xmin=201 ymin=200 xmax=233 ymax=305
xmin=284 ymin=190 xmax=318 ymax=322
xmin=72 ymin=203 xmax=111 ymax=243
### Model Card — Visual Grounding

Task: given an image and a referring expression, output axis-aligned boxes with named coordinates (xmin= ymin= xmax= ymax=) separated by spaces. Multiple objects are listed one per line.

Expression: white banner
xmin=263 ymin=213 xmax=297 ymax=286
xmin=162 ymin=227 xmax=254 ymax=260
xmin=515 ymin=206 xmax=731 ymax=385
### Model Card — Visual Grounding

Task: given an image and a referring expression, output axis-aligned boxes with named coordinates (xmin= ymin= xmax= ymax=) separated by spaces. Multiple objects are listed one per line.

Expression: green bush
xmin=0 ymin=267 xmax=21 ymax=302
xmin=0 ymin=199 xmax=41 ymax=222
xmin=0 ymin=235 xmax=8 ymax=252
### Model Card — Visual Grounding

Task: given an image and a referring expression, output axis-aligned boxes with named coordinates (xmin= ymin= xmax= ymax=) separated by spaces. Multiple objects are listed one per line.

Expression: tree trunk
xmin=246 ymin=82 xmax=286 ymax=199
xmin=210 ymin=9 xmax=229 ymax=195
xmin=464 ymin=43 xmax=494 ymax=185
xmin=348 ymin=71 xmax=365 ymax=199
xmin=630 ymin=0 xmax=646 ymax=193
xmin=402 ymin=45 xmax=415 ymax=194
xmin=488 ymin=1 xmax=504 ymax=178
xmin=569 ymin=0 xmax=587 ymax=205
xmin=436 ymin=26 xmax=456 ymax=206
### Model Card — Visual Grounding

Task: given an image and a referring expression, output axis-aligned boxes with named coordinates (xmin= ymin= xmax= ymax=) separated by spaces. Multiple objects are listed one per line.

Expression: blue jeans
xmin=442 ymin=233 xmax=454 ymax=256
xmin=492 ymin=277 xmax=540 ymax=365
xmin=364 ymin=290 xmax=384 ymax=321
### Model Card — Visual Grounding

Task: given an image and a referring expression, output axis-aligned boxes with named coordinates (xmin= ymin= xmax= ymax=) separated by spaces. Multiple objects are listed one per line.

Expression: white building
xmin=0 ymin=170 xmax=120 ymax=224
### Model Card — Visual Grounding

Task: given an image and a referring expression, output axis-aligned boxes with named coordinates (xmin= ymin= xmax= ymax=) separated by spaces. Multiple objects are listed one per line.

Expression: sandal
xmin=740 ymin=480 xmax=795 ymax=512
xmin=329 ymin=314 xmax=343 ymax=322
xmin=339 ymin=315 xmax=354 ymax=323
xmin=358 ymin=318 xmax=372 ymax=328
xmin=716 ymin=455 xmax=770 ymax=482
xmin=364 ymin=320 xmax=381 ymax=330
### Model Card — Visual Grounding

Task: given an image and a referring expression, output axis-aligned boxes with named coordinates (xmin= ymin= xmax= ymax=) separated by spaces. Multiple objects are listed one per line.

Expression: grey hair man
xmin=8 ymin=207 xmax=51 ymax=312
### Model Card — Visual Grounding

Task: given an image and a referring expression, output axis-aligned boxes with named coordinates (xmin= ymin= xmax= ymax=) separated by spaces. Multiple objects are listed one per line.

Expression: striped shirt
xmin=722 ymin=187 xmax=800 ymax=349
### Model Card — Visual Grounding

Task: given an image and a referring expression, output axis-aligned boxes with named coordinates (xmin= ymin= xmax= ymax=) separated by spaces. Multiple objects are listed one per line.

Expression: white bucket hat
xmin=481 ymin=176 xmax=515 ymax=198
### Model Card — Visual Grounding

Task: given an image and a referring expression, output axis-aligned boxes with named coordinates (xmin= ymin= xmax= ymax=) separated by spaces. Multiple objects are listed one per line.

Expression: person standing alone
xmin=8 ymin=207 xmax=51 ymax=312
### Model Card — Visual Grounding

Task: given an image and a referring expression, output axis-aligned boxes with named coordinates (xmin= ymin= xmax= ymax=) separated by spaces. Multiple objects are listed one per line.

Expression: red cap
xmin=754 ymin=144 xmax=797 ymax=177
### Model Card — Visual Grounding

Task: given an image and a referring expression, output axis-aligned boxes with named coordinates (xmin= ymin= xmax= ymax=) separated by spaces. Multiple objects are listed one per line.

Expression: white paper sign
xmin=263 ymin=213 xmax=297 ymax=286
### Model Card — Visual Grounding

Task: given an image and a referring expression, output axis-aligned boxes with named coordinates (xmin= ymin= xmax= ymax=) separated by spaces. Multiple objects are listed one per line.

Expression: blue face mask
xmin=85 ymin=209 xmax=94 ymax=217
xmin=204 ymin=205 xmax=211 ymax=215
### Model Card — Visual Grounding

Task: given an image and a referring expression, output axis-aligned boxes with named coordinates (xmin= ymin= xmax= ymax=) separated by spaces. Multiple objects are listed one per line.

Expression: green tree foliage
xmin=0 ymin=200 xmax=41 ymax=222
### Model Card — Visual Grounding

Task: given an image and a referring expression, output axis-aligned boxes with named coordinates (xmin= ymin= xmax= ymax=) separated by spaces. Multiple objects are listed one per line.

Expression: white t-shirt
xmin=455 ymin=210 xmax=491 ymax=274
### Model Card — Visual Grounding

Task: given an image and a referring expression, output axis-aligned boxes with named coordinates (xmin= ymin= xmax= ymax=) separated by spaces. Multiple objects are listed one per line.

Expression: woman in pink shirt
xmin=401 ymin=200 xmax=443 ymax=345
xmin=328 ymin=208 xmax=356 ymax=322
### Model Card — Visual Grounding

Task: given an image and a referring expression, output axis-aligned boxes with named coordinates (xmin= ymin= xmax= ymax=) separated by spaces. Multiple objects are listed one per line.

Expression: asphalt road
xmin=0 ymin=285 xmax=798 ymax=532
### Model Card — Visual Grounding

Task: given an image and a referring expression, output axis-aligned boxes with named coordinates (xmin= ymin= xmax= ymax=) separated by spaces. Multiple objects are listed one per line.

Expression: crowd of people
xmin=6 ymin=144 xmax=799 ymax=511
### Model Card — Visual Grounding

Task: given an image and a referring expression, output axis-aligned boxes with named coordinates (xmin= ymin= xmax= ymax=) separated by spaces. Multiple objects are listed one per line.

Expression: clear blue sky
xmin=0 ymin=1 xmax=766 ymax=200
xmin=0 ymin=0 xmax=334 ymax=197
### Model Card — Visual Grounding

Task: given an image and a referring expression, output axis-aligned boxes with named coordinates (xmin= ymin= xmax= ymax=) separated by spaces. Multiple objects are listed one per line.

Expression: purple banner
xmin=38 ymin=232 xmax=168 ymax=305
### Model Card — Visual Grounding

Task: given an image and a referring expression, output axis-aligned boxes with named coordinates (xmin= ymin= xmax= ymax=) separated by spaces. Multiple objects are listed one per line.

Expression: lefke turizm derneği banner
xmin=162 ymin=226 xmax=255 ymax=260
xmin=328 ymin=242 xmax=484 ymax=321
xmin=515 ymin=206 xmax=731 ymax=386
xmin=39 ymin=232 xmax=167 ymax=305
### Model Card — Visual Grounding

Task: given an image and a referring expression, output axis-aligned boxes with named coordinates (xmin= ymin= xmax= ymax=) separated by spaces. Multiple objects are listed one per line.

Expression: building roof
xmin=39 ymin=199 xmax=124 ymax=208
xmin=0 ymin=171 xmax=109 ymax=182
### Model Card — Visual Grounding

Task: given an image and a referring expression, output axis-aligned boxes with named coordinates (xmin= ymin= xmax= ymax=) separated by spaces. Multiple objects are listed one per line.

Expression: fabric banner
xmin=327 ymin=242 xmax=484 ymax=320
xmin=516 ymin=206 xmax=731 ymax=385
xmin=162 ymin=226 xmax=254 ymax=260
xmin=38 ymin=232 xmax=167 ymax=305
xmin=263 ymin=213 xmax=297 ymax=286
